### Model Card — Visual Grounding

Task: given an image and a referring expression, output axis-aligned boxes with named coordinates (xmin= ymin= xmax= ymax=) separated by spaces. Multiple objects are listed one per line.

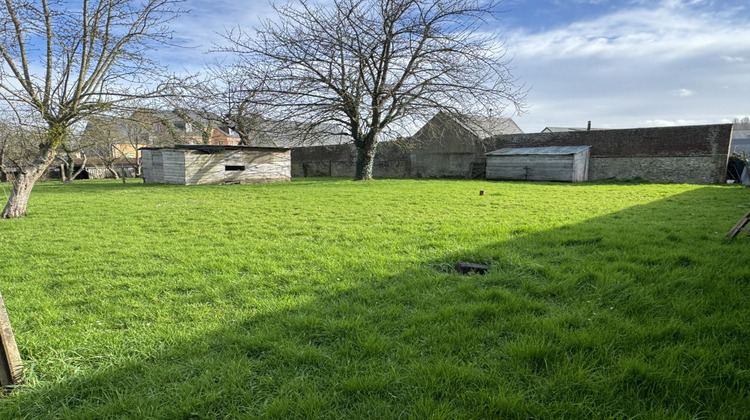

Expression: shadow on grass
xmin=3 ymin=186 xmax=750 ymax=418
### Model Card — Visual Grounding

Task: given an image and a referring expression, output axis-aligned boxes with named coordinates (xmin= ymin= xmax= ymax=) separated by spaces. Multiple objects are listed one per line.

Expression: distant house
xmin=133 ymin=109 xmax=242 ymax=146
xmin=84 ymin=109 xmax=242 ymax=159
xmin=200 ymin=126 xmax=241 ymax=146
xmin=246 ymin=118 xmax=351 ymax=148
xmin=410 ymin=111 xmax=523 ymax=145
xmin=111 ymin=142 xmax=146 ymax=159
xmin=82 ymin=109 xmax=245 ymax=178
xmin=291 ymin=111 xmax=524 ymax=179
xmin=406 ymin=112 xmax=523 ymax=178
xmin=141 ymin=145 xmax=291 ymax=185
xmin=398 ymin=112 xmax=523 ymax=178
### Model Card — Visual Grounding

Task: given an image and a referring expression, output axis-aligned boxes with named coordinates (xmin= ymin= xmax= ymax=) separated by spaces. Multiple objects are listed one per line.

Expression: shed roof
xmin=486 ymin=145 xmax=591 ymax=156
xmin=140 ymin=144 xmax=290 ymax=153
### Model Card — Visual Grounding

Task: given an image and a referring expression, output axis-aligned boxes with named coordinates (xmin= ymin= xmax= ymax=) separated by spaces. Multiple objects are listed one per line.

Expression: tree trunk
xmin=0 ymin=147 xmax=7 ymax=182
xmin=70 ymin=153 xmax=87 ymax=181
xmin=354 ymin=132 xmax=378 ymax=181
xmin=354 ymin=146 xmax=376 ymax=180
xmin=1 ymin=146 xmax=57 ymax=219
xmin=1 ymin=172 xmax=37 ymax=219
xmin=135 ymin=149 xmax=142 ymax=177
xmin=67 ymin=162 xmax=74 ymax=182
xmin=105 ymin=165 xmax=120 ymax=179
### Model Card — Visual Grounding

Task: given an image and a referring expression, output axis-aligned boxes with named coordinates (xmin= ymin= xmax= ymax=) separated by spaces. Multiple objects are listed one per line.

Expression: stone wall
xmin=589 ymin=157 xmax=722 ymax=184
xmin=493 ymin=124 xmax=732 ymax=158
xmin=291 ymin=124 xmax=734 ymax=184
xmin=291 ymin=142 xmax=410 ymax=178
xmin=409 ymin=152 xmax=475 ymax=178
xmin=490 ymin=124 xmax=733 ymax=184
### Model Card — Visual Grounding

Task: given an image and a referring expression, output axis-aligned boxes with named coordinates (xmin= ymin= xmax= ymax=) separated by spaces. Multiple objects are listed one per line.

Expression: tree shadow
xmin=3 ymin=186 xmax=749 ymax=418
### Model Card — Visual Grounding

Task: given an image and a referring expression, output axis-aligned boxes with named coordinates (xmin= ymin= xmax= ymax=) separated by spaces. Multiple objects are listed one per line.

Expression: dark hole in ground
xmin=455 ymin=262 xmax=490 ymax=275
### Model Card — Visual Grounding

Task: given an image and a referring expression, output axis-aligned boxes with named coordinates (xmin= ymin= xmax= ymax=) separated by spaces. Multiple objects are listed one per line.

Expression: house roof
xmin=486 ymin=145 xmax=591 ymax=156
xmin=541 ymin=127 xmax=607 ymax=133
xmin=250 ymin=119 xmax=351 ymax=148
xmin=135 ymin=108 xmax=241 ymax=138
xmin=447 ymin=112 xmax=524 ymax=138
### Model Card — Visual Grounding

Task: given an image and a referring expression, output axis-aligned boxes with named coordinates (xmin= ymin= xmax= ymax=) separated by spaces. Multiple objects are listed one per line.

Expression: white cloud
xmin=138 ymin=0 xmax=749 ymax=133
xmin=509 ymin=4 xmax=749 ymax=62
xmin=672 ymin=89 xmax=696 ymax=97
xmin=645 ymin=119 xmax=713 ymax=126
xmin=507 ymin=0 xmax=750 ymax=132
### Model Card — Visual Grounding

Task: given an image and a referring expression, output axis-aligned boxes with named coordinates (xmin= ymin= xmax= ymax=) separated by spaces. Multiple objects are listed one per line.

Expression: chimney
xmin=587 ymin=121 xmax=592 ymax=131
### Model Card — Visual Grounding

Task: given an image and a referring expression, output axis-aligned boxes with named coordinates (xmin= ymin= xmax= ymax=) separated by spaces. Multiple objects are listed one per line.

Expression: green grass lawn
xmin=0 ymin=178 xmax=748 ymax=418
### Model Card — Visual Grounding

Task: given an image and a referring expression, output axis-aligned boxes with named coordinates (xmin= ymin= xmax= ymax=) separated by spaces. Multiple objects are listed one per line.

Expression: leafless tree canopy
xmin=0 ymin=120 xmax=43 ymax=181
xmin=177 ymin=60 xmax=269 ymax=146
xmin=0 ymin=0 xmax=183 ymax=125
xmin=0 ymin=0 xmax=184 ymax=218
xmin=734 ymin=117 xmax=750 ymax=130
xmin=220 ymin=0 xmax=526 ymax=180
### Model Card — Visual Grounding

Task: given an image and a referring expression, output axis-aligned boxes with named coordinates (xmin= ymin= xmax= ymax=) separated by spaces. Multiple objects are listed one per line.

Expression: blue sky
xmin=168 ymin=0 xmax=749 ymax=133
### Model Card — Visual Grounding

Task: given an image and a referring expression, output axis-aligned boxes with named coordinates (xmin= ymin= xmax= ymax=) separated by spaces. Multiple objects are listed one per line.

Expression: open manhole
xmin=454 ymin=262 xmax=490 ymax=275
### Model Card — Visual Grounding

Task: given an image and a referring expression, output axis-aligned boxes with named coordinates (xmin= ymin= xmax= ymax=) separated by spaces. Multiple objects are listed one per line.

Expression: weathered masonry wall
xmin=491 ymin=124 xmax=733 ymax=184
xmin=589 ymin=157 xmax=720 ymax=184
xmin=142 ymin=146 xmax=291 ymax=185
xmin=409 ymin=152 xmax=475 ymax=178
xmin=291 ymin=124 xmax=733 ymax=184
xmin=291 ymin=142 xmax=410 ymax=178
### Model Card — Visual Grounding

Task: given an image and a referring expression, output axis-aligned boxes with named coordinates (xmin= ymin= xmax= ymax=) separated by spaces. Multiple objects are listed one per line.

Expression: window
xmin=225 ymin=165 xmax=245 ymax=171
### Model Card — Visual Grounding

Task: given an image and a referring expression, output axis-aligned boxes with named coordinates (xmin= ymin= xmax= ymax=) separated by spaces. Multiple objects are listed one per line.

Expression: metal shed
xmin=485 ymin=145 xmax=591 ymax=182
xmin=141 ymin=145 xmax=291 ymax=185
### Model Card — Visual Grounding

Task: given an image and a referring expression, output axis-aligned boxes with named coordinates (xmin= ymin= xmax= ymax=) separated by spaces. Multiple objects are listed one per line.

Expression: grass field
xmin=0 ymin=178 xmax=748 ymax=418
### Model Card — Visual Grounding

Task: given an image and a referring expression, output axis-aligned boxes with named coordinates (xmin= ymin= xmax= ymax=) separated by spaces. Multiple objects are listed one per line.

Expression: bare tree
xmin=57 ymin=143 xmax=89 ymax=183
xmin=55 ymin=127 xmax=103 ymax=183
xmin=733 ymin=117 xmax=750 ymax=131
xmin=177 ymin=60 xmax=269 ymax=146
xmin=83 ymin=110 xmax=181 ymax=177
xmin=220 ymin=0 xmax=525 ymax=180
xmin=82 ymin=116 xmax=127 ymax=179
xmin=0 ymin=0 xmax=184 ymax=218
xmin=0 ymin=120 xmax=42 ymax=183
